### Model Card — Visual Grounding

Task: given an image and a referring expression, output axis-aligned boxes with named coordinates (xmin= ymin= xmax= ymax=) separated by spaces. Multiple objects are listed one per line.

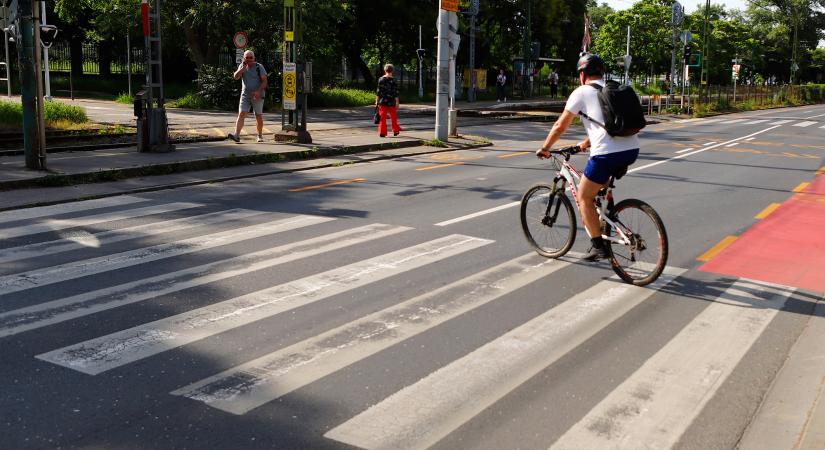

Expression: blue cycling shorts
xmin=583 ymin=149 xmax=639 ymax=184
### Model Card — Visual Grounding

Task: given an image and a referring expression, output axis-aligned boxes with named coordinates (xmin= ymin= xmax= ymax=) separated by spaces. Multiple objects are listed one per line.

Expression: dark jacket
xmin=376 ymin=76 xmax=399 ymax=106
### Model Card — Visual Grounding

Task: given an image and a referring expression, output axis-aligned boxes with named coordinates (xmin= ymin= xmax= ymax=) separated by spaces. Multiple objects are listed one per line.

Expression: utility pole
xmin=466 ymin=0 xmax=478 ymax=102
xmin=15 ymin=0 xmax=45 ymax=169
xmin=40 ymin=0 xmax=50 ymax=100
xmin=790 ymin=3 xmax=799 ymax=84
xmin=417 ymin=25 xmax=423 ymax=99
xmin=624 ymin=26 xmax=630 ymax=85
xmin=670 ymin=1 xmax=682 ymax=96
xmin=521 ymin=0 xmax=531 ymax=98
xmin=434 ymin=1 xmax=452 ymax=141
xmin=700 ymin=0 xmax=710 ymax=100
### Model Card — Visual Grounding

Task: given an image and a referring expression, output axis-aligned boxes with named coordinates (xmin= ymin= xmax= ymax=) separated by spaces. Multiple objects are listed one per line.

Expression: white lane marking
xmin=550 ymin=280 xmax=793 ymax=450
xmin=745 ymin=137 xmax=755 ymax=141
xmin=324 ymin=268 xmax=685 ymax=450
xmin=0 ymin=202 xmax=202 ymax=240
xmin=793 ymin=121 xmax=817 ymax=128
xmin=36 ymin=235 xmax=492 ymax=375
xmin=675 ymin=148 xmax=696 ymax=154
xmin=743 ymin=120 xmax=768 ymax=125
xmin=0 ymin=215 xmax=332 ymax=296
xmin=821 ymin=125 xmax=825 ymax=129
xmin=770 ymin=120 xmax=792 ymax=125
xmin=172 ymin=253 xmax=574 ymax=415
xmin=0 ymin=224 xmax=408 ymax=338
xmin=720 ymin=119 xmax=747 ymax=124
xmin=805 ymin=112 xmax=825 ymax=119
xmin=0 ymin=209 xmax=264 ymax=265
xmin=438 ymin=125 xmax=781 ymax=227
xmin=0 ymin=196 xmax=149 ymax=225
xmin=703 ymin=141 xmax=718 ymax=146
xmin=629 ymin=125 xmax=782 ymax=174
xmin=726 ymin=142 xmax=740 ymax=147
xmin=435 ymin=201 xmax=520 ymax=227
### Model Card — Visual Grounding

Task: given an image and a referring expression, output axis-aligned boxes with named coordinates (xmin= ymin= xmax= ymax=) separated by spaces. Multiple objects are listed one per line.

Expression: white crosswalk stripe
xmin=550 ymin=280 xmax=793 ymax=449
xmin=793 ymin=121 xmax=817 ymax=127
xmin=0 ymin=209 xmax=264 ymax=265
xmin=0 ymin=195 xmax=150 ymax=225
xmin=770 ymin=120 xmax=793 ymax=125
xmin=0 ymin=202 xmax=202 ymax=240
xmin=742 ymin=119 xmax=768 ymax=125
xmin=324 ymin=268 xmax=685 ymax=450
xmin=172 ymin=252 xmax=574 ymax=415
xmin=36 ymin=234 xmax=492 ymax=375
xmin=720 ymin=119 xmax=746 ymax=124
xmin=0 ymin=215 xmax=332 ymax=296
xmin=0 ymin=223 xmax=408 ymax=338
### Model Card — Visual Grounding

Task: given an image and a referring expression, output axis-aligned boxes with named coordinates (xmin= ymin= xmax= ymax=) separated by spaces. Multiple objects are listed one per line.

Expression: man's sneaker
xmin=256 ymin=135 xmax=264 ymax=143
xmin=582 ymin=245 xmax=609 ymax=262
xmin=227 ymin=133 xmax=240 ymax=143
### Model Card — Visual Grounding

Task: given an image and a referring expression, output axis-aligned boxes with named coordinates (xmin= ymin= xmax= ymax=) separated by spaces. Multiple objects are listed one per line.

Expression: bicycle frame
xmin=550 ymin=154 xmax=633 ymax=246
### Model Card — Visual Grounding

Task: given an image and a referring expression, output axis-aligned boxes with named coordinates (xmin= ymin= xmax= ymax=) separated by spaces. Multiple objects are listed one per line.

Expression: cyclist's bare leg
xmin=576 ymin=175 xmax=606 ymax=238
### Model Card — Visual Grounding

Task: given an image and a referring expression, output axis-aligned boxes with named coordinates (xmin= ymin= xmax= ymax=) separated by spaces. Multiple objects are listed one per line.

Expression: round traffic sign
xmin=233 ymin=31 xmax=248 ymax=49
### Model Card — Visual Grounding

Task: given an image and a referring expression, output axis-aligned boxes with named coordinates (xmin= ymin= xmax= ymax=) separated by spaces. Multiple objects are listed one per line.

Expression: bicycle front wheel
xmin=605 ymin=199 xmax=668 ymax=286
xmin=520 ymin=184 xmax=576 ymax=258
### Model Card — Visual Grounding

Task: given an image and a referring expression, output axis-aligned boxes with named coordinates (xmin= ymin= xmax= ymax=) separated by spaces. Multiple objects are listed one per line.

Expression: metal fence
xmin=43 ymin=42 xmax=144 ymax=75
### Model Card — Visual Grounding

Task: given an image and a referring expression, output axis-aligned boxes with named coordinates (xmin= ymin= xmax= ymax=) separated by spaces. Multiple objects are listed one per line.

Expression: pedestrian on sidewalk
xmin=375 ymin=64 xmax=401 ymax=137
xmin=496 ymin=69 xmax=507 ymax=102
xmin=228 ymin=50 xmax=268 ymax=143
xmin=548 ymin=70 xmax=559 ymax=98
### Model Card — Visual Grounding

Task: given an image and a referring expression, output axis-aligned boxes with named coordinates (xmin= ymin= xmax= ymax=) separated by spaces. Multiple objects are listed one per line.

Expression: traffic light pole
xmin=435 ymin=4 xmax=449 ymax=141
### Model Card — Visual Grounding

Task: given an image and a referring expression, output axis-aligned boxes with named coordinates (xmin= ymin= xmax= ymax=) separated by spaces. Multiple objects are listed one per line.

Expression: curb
xmin=0 ymin=138 xmax=493 ymax=211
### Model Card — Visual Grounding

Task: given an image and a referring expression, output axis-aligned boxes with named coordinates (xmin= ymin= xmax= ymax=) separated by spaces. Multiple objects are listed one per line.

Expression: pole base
xmin=275 ymin=130 xmax=312 ymax=144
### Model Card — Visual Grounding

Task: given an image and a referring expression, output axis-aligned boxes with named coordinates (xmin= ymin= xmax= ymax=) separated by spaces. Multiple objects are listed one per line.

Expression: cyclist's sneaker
xmin=582 ymin=245 xmax=609 ymax=261
xmin=227 ymin=133 xmax=240 ymax=143
xmin=256 ymin=135 xmax=264 ymax=143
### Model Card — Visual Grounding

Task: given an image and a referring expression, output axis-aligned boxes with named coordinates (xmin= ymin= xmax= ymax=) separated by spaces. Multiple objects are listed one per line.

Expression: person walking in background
xmin=496 ymin=69 xmax=507 ymax=102
xmin=548 ymin=70 xmax=559 ymax=98
xmin=375 ymin=64 xmax=401 ymax=137
xmin=228 ymin=50 xmax=268 ymax=143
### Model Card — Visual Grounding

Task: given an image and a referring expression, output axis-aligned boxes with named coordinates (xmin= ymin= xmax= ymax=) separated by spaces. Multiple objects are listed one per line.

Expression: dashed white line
xmin=726 ymin=142 xmax=740 ymax=147
xmin=770 ymin=120 xmax=792 ymax=125
xmin=793 ymin=121 xmax=817 ymax=128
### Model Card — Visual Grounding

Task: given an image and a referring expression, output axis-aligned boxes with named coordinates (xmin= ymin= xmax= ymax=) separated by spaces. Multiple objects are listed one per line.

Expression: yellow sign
xmin=283 ymin=62 xmax=297 ymax=110
xmin=284 ymin=31 xmax=294 ymax=42
xmin=441 ymin=0 xmax=459 ymax=12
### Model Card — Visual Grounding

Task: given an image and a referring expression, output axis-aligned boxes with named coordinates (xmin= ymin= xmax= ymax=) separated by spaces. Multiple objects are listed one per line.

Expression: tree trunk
xmin=99 ymin=40 xmax=112 ymax=77
xmin=182 ymin=22 xmax=206 ymax=68
xmin=70 ymin=37 xmax=83 ymax=77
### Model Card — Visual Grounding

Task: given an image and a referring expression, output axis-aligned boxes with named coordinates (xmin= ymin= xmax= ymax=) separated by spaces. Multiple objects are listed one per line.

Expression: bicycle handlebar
xmin=548 ymin=145 xmax=582 ymax=160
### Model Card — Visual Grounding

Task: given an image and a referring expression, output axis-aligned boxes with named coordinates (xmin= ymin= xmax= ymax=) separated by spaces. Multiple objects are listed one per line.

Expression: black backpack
xmin=578 ymin=80 xmax=646 ymax=137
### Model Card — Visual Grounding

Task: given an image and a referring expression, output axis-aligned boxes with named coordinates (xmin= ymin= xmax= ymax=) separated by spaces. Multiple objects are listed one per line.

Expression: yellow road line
xmin=288 ymin=178 xmax=366 ymax=192
xmin=755 ymin=203 xmax=781 ymax=219
xmin=793 ymin=182 xmax=810 ymax=193
xmin=697 ymin=236 xmax=738 ymax=262
xmin=497 ymin=151 xmax=532 ymax=159
xmin=816 ymin=166 xmax=825 ymax=175
xmin=416 ymin=162 xmax=465 ymax=171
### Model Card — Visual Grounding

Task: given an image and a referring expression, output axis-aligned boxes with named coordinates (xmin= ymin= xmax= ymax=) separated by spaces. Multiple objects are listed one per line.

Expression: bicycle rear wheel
xmin=605 ymin=199 xmax=668 ymax=286
xmin=520 ymin=183 xmax=576 ymax=258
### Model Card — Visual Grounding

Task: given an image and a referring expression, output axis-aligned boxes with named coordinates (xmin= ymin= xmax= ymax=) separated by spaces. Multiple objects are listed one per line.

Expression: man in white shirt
xmin=536 ymin=54 xmax=640 ymax=261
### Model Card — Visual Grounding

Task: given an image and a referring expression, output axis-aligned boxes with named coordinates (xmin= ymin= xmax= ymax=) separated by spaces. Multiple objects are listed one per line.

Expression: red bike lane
xmin=700 ymin=170 xmax=825 ymax=293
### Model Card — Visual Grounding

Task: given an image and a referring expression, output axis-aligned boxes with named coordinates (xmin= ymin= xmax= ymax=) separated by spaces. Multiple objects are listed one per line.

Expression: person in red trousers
xmin=375 ymin=64 xmax=401 ymax=137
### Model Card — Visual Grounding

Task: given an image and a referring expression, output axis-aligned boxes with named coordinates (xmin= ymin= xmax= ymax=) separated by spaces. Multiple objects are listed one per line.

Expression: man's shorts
xmin=239 ymin=96 xmax=264 ymax=115
xmin=583 ymin=149 xmax=639 ymax=184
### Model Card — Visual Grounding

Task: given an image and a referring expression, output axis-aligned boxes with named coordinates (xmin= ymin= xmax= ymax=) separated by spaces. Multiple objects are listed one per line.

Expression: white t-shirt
xmin=564 ymin=80 xmax=640 ymax=156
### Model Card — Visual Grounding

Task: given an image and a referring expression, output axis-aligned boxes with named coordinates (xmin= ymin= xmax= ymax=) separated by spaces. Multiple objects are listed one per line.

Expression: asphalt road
xmin=1 ymin=105 xmax=824 ymax=449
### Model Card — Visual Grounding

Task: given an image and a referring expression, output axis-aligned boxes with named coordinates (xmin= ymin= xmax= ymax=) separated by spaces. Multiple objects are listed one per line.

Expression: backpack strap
xmin=577 ymin=83 xmax=611 ymax=130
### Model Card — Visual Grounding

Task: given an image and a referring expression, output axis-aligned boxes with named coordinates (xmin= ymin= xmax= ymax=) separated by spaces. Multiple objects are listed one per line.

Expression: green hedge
xmin=0 ymin=99 xmax=88 ymax=126
xmin=310 ymin=88 xmax=375 ymax=107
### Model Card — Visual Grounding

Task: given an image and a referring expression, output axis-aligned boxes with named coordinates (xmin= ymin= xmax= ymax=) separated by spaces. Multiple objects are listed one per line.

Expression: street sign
xmin=441 ymin=0 xmax=459 ymax=12
xmin=232 ymin=31 xmax=248 ymax=49
xmin=680 ymin=31 xmax=692 ymax=44
xmin=283 ymin=62 xmax=297 ymax=110
xmin=688 ymin=53 xmax=701 ymax=67
xmin=235 ymin=48 xmax=243 ymax=64
xmin=284 ymin=31 xmax=294 ymax=42
xmin=671 ymin=2 xmax=683 ymax=26
xmin=732 ymin=64 xmax=741 ymax=74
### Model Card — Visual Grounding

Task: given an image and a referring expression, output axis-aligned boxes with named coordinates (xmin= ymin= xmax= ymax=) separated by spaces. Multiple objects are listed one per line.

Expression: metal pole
xmin=40 ymin=0 xmax=51 ymax=100
xmin=33 ymin=0 xmax=45 ymax=165
xmin=18 ymin=0 xmax=43 ymax=169
xmin=3 ymin=29 xmax=10 ymax=97
xmin=701 ymin=0 xmax=710 ymax=100
xmin=418 ymin=25 xmax=423 ymax=99
xmin=468 ymin=13 xmax=475 ymax=102
xmin=127 ymin=28 xmax=132 ymax=97
xmin=435 ymin=3 xmax=449 ymax=141
xmin=624 ymin=26 xmax=630 ymax=85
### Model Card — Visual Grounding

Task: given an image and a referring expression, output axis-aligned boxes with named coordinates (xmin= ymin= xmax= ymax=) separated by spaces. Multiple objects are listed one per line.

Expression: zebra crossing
xmin=0 ymin=194 xmax=801 ymax=448
xmin=680 ymin=117 xmax=823 ymax=128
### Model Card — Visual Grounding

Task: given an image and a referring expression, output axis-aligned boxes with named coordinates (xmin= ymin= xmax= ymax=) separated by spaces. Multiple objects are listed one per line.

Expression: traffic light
xmin=40 ymin=25 xmax=59 ymax=48
xmin=683 ymin=43 xmax=691 ymax=58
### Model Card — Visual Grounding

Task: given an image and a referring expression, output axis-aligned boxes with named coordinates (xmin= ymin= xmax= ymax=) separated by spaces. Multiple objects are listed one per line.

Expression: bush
xmin=44 ymin=101 xmax=87 ymax=123
xmin=0 ymin=100 xmax=21 ymax=125
xmin=115 ymin=92 xmax=134 ymax=104
xmin=195 ymin=64 xmax=239 ymax=109
xmin=310 ymin=88 xmax=375 ymax=107
xmin=170 ymin=92 xmax=212 ymax=109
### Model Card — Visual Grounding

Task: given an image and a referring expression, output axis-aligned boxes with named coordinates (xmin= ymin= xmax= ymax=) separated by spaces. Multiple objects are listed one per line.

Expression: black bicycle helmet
xmin=576 ymin=53 xmax=605 ymax=76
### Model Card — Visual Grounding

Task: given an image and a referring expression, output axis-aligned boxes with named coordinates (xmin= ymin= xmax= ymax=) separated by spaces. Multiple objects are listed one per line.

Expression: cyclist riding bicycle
xmin=536 ymin=53 xmax=640 ymax=261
